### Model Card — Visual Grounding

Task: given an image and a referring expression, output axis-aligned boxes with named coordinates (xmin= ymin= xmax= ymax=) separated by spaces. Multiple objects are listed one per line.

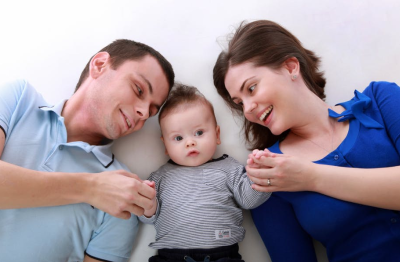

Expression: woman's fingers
xmin=251 ymin=183 xmax=276 ymax=193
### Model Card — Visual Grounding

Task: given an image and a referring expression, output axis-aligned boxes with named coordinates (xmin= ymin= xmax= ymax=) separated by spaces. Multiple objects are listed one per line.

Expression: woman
xmin=213 ymin=20 xmax=400 ymax=262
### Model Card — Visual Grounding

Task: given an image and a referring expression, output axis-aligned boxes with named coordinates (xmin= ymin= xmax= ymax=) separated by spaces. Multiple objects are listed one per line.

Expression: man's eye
xmin=195 ymin=130 xmax=203 ymax=136
xmin=174 ymin=136 xmax=183 ymax=141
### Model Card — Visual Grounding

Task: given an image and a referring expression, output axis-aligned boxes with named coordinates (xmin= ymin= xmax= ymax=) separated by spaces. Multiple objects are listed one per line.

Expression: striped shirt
xmin=139 ymin=154 xmax=271 ymax=249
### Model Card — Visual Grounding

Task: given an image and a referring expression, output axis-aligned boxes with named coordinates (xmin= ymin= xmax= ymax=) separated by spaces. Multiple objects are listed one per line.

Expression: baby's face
xmin=160 ymin=103 xmax=221 ymax=167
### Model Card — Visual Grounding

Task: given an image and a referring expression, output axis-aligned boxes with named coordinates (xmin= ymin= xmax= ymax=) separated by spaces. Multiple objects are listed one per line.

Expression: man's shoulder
xmin=0 ymin=79 xmax=48 ymax=106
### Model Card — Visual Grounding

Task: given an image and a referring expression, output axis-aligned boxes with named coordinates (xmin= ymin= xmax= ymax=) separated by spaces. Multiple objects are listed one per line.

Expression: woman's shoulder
xmin=361 ymin=81 xmax=399 ymax=97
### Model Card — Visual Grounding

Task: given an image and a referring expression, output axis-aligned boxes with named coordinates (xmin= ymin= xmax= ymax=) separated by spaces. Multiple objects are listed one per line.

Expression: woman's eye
xmin=249 ymin=85 xmax=255 ymax=93
xmin=174 ymin=136 xmax=183 ymax=141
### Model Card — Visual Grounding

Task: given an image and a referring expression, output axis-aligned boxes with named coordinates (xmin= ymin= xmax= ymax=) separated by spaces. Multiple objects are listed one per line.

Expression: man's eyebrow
xmin=231 ymin=76 xmax=254 ymax=100
xmin=139 ymin=74 xmax=153 ymax=94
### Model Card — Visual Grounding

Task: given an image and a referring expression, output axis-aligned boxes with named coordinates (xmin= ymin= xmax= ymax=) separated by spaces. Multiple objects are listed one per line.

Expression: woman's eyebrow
xmin=231 ymin=76 xmax=255 ymax=100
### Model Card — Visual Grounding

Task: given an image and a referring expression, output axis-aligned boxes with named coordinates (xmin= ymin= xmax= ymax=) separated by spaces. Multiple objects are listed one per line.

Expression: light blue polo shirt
xmin=0 ymin=79 xmax=138 ymax=262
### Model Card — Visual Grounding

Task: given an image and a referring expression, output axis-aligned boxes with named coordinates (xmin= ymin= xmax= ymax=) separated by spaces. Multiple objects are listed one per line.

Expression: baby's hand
xmin=142 ymin=180 xmax=157 ymax=217
xmin=143 ymin=180 xmax=155 ymax=189
xmin=247 ymin=149 xmax=275 ymax=166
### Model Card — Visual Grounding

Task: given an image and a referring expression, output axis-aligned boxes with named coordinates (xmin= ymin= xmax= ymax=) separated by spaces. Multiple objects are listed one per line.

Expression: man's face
xmin=91 ymin=55 xmax=170 ymax=140
xmin=160 ymin=103 xmax=221 ymax=167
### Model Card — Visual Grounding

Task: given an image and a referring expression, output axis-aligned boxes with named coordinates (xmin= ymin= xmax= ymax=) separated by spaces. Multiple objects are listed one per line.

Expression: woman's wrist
xmin=305 ymin=162 xmax=321 ymax=192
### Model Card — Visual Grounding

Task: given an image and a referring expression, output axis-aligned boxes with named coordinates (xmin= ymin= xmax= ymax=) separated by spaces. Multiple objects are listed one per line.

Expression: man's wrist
xmin=70 ymin=172 xmax=94 ymax=205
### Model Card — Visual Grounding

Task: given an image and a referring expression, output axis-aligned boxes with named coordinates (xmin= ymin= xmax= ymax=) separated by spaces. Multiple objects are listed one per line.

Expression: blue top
xmin=251 ymin=81 xmax=400 ymax=262
xmin=0 ymin=80 xmax=138 ymax=262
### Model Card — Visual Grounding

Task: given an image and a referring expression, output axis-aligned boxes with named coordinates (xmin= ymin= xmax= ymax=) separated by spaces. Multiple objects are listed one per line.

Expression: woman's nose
xmin=244 ymin=100 xmax=257 ymax=114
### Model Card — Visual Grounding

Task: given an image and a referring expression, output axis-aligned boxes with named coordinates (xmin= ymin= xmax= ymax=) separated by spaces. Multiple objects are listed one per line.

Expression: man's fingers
xmin=118 ymin=211 xmax=133 ymax=220
xmin=124 ymin=205 xmax=145 ymax=217
xmin=117 ymin=170 xmax=142 ymax=180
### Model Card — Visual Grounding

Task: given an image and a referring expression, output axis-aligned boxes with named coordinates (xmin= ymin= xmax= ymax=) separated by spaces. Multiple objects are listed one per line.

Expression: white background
xmin=1 ymin=1 xmax=399 ymax=261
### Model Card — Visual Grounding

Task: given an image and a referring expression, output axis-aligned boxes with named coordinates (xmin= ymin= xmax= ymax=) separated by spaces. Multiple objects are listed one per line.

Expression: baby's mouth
xmin=187 ymin=150 xmax=199 ymax=157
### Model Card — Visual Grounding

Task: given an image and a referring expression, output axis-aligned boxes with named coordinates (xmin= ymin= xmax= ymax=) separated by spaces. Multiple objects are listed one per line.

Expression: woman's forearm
xmin=312 ymin=164 xmax=400 ymax=210
xmin=247 ymin=151 xmax=400 ymax=210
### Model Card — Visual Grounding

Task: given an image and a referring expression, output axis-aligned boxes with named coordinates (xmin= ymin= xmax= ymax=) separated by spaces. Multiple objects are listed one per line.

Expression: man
xmin=0 ymin=39 xmax=174 ymax=262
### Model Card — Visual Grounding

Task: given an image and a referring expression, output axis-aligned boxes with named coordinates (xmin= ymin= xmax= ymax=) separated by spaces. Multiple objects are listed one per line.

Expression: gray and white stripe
xmin=139 ymin=154 xmax=271 ymax=249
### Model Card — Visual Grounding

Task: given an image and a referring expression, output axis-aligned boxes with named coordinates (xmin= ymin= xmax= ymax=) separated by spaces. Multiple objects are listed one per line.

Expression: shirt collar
xmin=39 ymin=100 xmax=115 ymax=168
xmin=39 ymin=99 xmax=67 ymax=116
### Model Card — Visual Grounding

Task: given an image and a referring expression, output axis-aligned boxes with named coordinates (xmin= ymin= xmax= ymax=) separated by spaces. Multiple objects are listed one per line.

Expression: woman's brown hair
xmin=213 ymin=20 xmax=326 ymax=150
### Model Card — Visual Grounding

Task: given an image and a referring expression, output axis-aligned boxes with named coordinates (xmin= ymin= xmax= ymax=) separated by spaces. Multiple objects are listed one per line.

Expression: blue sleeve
xmin=367 ymin=81 xmax=400 ymax=154
xmin=86 ymin=214 xmax=139 ymax=262
xmin=251 ymin=194 xmax=318 ymax=262
xmin=0 ymin=79 xmax=28 ymax=137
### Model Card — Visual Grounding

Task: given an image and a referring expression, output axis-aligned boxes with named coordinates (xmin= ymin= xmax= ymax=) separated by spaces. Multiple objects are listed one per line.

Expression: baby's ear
xmin=160 ymin=136 xmax=169 ymax=155
xmin=216 ymin=125 xmax=221 ymax=145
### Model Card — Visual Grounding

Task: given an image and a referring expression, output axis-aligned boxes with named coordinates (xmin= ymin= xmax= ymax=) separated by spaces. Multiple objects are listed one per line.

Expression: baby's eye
xmin=174 ymin=136 xmax=183 ymax=141
xmin=136 ymin=85 xmax=143 ymax=95
xmin=195 ymin=130 xmax=203 ymax=136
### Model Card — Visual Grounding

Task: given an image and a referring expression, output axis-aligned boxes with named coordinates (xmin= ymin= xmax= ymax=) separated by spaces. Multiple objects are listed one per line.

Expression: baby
xmin=139 ymin=84 xmax=271 ymax=262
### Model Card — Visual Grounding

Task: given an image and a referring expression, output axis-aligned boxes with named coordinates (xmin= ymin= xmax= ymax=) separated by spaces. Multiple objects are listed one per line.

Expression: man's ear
xmin=216 ymin=125 xmax=221 ymax=145
xmin=89 ymin=52 xmax=111 ymax=79
xmin=282 ymin=57 xmax=300 ymax=77
xmin=161 ymin=136 xmax=169 ymax=155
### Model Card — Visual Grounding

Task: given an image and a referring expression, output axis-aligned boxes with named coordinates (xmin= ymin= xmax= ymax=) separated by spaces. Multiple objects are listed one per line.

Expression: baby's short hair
xmin=158 ymin=83 xmax=217 ymax=125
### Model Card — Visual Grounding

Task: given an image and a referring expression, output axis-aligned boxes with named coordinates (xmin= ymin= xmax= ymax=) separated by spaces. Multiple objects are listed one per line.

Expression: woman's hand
xmin=246 ymin=149 xmax=318 ymax=192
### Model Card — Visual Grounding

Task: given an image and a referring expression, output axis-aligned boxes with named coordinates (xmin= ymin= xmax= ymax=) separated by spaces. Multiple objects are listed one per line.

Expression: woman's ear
xmin=283 ymin=57 xmax=300 ymax=79
xmin=89 ymin=52 xmax=111 ymax=79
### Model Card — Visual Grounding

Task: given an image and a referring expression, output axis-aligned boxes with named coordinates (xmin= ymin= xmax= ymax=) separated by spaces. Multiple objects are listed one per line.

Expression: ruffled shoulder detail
xmin=328 ymin=90 xmax=383 ymax=129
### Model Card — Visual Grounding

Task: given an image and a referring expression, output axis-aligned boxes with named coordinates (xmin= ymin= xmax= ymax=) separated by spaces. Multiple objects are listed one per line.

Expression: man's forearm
xmin=0 ymin=160 xmax=89 ymax=209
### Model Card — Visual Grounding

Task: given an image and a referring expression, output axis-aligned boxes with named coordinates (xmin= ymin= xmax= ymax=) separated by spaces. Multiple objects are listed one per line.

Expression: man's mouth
xmin=259 ymin=105 xmax=273 ymax=122
xmin=125 ymin=117 xmax=132 ymax=128
xmin=120 ymin=110 xmax=132 ymax=128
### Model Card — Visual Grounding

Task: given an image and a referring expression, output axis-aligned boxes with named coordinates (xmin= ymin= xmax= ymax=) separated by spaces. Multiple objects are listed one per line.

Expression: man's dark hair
xmin=75 ymin=39 xmax=175 ymax=92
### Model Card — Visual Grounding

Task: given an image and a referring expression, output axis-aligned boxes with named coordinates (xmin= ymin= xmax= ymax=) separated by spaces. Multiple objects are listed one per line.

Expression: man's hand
xmin=87 ymin=170 xmax=157 ymax=219
xmin=142 ymin=180 xmax=157 ymax=218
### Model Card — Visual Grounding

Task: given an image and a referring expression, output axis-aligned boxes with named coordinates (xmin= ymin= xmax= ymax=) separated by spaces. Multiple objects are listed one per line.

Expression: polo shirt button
xmin=391 ymin=218 xmax=397 ymax=223
xmin=59 ymin=145 xmax=64 ymax=150
xmin=334 ymin=155 xmax=339 ymax=160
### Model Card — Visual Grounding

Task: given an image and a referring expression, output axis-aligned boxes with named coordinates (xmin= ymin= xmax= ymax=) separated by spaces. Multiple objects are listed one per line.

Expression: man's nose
xmin=135 ymin=105 xmax=150 ymax=120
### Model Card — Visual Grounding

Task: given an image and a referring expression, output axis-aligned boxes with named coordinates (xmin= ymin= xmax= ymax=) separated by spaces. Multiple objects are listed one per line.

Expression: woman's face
xmin=224 ymin=62 xmax=296 ymax=135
